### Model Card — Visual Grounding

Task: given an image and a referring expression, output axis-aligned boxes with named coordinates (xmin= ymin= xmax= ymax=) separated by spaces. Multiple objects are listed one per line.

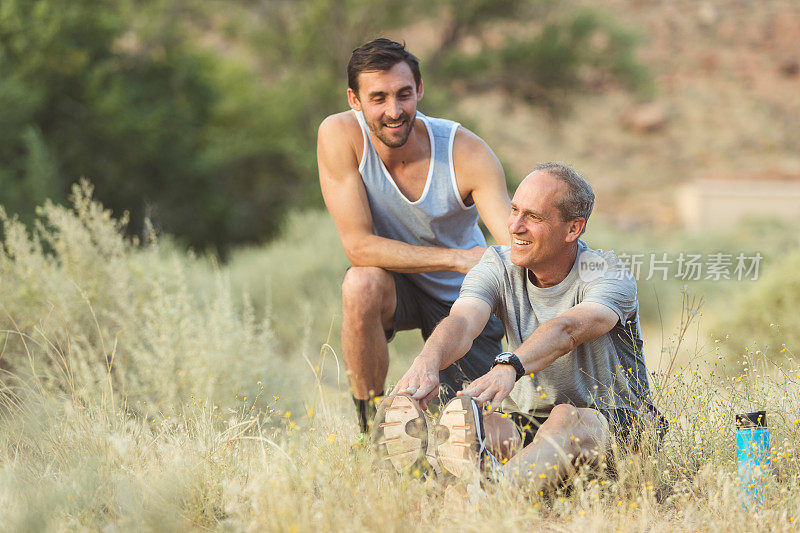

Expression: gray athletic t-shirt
xmin=460 ymin=241 xmax=655 ymax=416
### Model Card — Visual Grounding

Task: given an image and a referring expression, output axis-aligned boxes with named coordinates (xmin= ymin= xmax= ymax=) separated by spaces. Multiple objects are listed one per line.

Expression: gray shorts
xmin=388 ymin=272 xmax=504 ymax=402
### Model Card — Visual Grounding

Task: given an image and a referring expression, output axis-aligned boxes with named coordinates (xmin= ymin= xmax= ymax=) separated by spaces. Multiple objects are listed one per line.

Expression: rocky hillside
xmin=456 ymin=0 xmax=800 ymax=228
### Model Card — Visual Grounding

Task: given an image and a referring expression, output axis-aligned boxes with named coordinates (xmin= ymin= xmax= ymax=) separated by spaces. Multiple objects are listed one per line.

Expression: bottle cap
xmin=735 ymin=411 xmax=767 ymax=428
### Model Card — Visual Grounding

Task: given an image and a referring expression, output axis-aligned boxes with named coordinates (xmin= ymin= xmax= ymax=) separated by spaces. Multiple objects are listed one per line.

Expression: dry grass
xmin=1 ymin=187 xmax=800 ymax=532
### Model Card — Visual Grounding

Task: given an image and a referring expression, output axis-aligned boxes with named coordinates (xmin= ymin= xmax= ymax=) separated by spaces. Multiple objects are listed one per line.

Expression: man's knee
xmin=341 ymin=267 xmax=395 ymax=315
xmin=541 ymin=404 xmax=581 ymax=431
xmin=538 ymin=404 xmax=610 ymax=456
xmin=544 ymin=404 xmax=606 ymax=429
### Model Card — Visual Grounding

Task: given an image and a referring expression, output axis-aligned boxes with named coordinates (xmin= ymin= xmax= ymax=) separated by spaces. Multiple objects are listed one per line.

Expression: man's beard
xmin=367 ymin=113 xmax=415 ymax=148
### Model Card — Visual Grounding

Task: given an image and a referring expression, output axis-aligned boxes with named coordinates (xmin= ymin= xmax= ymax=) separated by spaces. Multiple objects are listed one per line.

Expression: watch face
xmin=495 ymin=353 xmax=513 ymax=364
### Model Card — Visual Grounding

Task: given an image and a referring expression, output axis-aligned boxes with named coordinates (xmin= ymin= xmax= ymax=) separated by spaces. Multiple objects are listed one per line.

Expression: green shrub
xmin=713 ymin=250 xmax=800 ymax=354
xmin=0 ymin=0 xmax=309 ymax=252
xmin=0 ymin=181 xmax=279 ymax=412
xmin=437 ymin=7 xmax=652 ymax=116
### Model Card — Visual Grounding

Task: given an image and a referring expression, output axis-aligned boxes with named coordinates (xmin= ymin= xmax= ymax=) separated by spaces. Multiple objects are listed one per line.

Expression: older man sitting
xmin=374 ymin=162 xmax=665 ymax=488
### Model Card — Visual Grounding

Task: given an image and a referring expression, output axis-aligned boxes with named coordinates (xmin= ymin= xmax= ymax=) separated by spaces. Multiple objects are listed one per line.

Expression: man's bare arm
xmin=418 ymin=296 xmax=493 ymax=369
xmin=462 ymin=302 xmax=620 ymax=405
xmin=392 ymin=297 xmax=492 ymax=409
xmin=452 ymin=127 xmax=512 ymax=246
xmin=317 ymin=113 xmax=482 ymax=274
xmin=514 ymin=302 xmax=619 ymax=374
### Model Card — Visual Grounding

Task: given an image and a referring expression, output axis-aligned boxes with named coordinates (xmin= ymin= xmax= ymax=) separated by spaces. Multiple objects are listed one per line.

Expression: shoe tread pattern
xmin=435 ymin=397 xmax=483 ymax=479
xmin=371 ymin=394 xmax=427 ymax=473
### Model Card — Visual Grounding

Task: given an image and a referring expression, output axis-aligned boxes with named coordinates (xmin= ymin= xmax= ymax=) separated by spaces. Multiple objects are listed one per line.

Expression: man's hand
xmin=453 ymin=246 xmax=486 ymax=274
xmin=390 ymin=297 xmax=493 ymax=411
xmin=459 ymin=365 xmax=516 ymax=408
xmin=391 ymin=355 xmax=440 ymax=410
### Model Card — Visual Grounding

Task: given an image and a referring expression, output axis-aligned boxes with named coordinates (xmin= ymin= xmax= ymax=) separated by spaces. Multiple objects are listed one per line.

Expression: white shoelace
xmin=468 ymin=399 xmax=505 ymax=479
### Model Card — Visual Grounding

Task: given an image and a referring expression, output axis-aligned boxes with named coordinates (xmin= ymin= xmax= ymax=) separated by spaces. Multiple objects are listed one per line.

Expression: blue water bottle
xmin=735 ymin=410 xmax=770 ymax=506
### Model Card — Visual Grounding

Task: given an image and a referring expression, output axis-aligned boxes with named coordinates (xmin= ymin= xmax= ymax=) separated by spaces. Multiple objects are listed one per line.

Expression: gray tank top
xmin=354 ymin=109 xmax=486 ymax=303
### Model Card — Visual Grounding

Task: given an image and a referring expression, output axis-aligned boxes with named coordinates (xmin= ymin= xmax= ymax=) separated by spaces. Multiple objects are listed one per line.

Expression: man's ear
xmin=565 ymin=218 xmax=586 ymax=243
xmin=347 ymin=88 xmax=361 ymax=111
xmin=416 ymin=80 xmax=424 ymax=102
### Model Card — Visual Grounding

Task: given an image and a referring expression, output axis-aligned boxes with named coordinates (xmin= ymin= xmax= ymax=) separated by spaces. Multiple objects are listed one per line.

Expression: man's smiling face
xmin=508 ymin=170 xmax=578 ymax=269
xmin=347 ymin=62 xmax=422 ymax=148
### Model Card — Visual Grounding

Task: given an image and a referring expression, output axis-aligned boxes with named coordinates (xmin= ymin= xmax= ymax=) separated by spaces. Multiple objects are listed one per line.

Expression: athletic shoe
xmin=433 ymin=396 xmax=502 ymax=480
xmin=370 ymin=393 xmax=429 ymax=474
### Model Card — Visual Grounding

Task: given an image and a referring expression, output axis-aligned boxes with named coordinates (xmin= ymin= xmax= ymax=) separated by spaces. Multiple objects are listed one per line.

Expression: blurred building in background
xmin=678 ymin=180 xmax=800 ymax=230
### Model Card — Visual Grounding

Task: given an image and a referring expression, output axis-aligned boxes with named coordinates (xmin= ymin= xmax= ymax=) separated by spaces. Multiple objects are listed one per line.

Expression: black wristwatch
xmin=492 ymin=351 xmax=526 ymax=381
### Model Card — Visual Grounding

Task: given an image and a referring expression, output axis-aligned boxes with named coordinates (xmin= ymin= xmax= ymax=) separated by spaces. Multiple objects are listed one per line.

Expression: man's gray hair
xmin=534 ymin=162 xmax=595 ymax=235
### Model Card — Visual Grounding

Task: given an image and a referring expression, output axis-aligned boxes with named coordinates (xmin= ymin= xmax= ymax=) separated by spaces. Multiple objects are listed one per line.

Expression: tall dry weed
xmin=0 ymin=181 xmax=277 ymax=413
xmin=1 ymin=186 xmax=799 ymax=531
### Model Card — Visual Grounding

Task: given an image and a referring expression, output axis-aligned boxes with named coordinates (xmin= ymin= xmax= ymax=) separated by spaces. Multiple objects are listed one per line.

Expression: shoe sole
xmin=435 ymin=396 xmax=485 ymax=479
xmin=370 ymin=393 xmax=428 ymax=473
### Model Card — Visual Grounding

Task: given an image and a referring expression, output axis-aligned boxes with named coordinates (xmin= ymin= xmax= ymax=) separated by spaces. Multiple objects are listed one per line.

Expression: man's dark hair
xmin=347 ymin=38 xmax=421 ymax=95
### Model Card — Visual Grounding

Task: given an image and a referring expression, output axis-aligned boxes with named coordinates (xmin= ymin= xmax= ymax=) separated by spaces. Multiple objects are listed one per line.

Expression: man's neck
xmin=527 ymin=243 xmax=579 ymax=288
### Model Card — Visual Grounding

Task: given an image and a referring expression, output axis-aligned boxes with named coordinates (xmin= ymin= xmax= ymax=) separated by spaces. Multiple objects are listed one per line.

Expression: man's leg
xmin=501 ymin=405 xmax=611 ymax=490
xmin=341 ymin=267 xmax=397 ymax=431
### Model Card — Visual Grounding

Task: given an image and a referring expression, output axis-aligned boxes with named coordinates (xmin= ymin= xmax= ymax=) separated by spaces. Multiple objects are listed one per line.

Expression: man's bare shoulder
xmin=451 ymin=125 xmax=504 ymax=188
xmin=318 ymin=111 xmax=364 ymax=176
xmin=318 ymin=111 xmax=362 ymax=146
xmin=452 ymin=125 xmax=492 ymax=156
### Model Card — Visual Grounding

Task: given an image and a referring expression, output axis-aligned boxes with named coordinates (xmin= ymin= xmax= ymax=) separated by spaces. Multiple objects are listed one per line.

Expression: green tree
xmin=433 ymin=5 xmax=651 ymax=116
xmin=0 ymin=0 xmax=304 ymax=251
xmin=0 ymin=0 xmax=650 ymax=251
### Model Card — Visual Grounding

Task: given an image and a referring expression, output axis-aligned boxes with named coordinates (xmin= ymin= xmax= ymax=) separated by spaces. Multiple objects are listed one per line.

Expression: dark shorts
xmin=509 ymin=407 xmax=668 ymax=452
xmin=388 ymin=272 xmax=504 ymax=403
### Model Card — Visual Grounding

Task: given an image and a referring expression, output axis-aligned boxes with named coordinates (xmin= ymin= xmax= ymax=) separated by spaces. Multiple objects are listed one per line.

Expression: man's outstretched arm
xmin=317 ymin=114 xmax=484 ymax=274
xmin=392 ymin=296 xmax=492 ymax=409
xmin=462 ymin=302 xmax=619 ymax=406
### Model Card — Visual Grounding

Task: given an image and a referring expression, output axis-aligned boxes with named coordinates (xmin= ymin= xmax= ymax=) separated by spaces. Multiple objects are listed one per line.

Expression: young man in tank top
xmin=317 ymin=39 xmax=512 ymax=434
